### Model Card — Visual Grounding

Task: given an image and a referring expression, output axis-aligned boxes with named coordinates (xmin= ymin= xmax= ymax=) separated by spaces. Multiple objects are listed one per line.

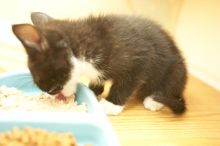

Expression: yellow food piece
xmin=0 ymin=127 xmax=77 ymax=146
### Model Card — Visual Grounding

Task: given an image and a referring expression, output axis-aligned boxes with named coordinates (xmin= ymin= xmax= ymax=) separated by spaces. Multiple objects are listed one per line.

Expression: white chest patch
xmin=61 ymin=57 xmax=102 ymax=97
xmin=73 ymin=57 xmax=102 ymax=83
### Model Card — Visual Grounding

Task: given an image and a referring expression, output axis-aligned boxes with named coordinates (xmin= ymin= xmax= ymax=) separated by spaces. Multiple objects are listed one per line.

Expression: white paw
xmin=143 ymin=96 xmax=164 ymax=111
xmin=99 ymin=98 xmax=124 ymax=115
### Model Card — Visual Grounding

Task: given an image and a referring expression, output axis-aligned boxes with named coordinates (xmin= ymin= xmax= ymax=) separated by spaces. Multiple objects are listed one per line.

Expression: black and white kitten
xmin=12 ymin=12 xmax=187 ymax=115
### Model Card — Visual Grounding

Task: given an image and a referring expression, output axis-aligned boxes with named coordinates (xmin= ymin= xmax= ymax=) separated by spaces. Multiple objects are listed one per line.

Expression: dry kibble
xmin=12 ymin=127 xmax=22 ymax=141
xmin=0 ymin=127 xmax=89 ymax=146
xmin=6 ymin=141 xmax=24 ymax=146
xmin=21 ymin=132 xmax=29 ymax=144
xmin=4 ymin=131 xmax=13 ymax=140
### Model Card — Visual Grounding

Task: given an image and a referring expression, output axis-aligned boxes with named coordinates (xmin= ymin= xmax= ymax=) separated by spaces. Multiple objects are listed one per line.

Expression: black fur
xmin=89 ymin=83 xmax=104 ymax=96
xmin=12 ymin=12 xmax=187 ymax=114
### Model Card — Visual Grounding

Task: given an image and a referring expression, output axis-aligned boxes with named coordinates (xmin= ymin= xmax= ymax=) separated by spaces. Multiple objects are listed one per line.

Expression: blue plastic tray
xmin=0 ymin=71 xmax=120 ymax=146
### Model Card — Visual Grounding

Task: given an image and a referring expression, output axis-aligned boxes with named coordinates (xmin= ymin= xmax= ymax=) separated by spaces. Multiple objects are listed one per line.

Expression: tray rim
xmin=0 ymin=71 xmax=121 ymax=146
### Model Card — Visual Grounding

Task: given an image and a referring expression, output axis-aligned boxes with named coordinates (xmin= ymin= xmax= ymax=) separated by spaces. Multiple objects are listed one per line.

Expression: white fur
xmin=61 ymin=57 xmax=102 ymax=97
xmin=61 ymin=69 xmax=78 ymax=97
xmin=61 ymin=56 xmax=124 ymax=116
xmin=143 ymin=95 xmax=164 ymax=111
xmin=99 ymin=98 xmax=124 ymax=115
xmin=75 ymin=57 xmax=102 ymax=83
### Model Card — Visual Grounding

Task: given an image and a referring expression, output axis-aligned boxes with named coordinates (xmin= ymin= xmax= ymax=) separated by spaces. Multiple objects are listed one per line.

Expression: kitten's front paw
xmin=99 ymin=98 xmax=124 ymax=115
xmin=143 ymin=96 xmax=164 ymax=111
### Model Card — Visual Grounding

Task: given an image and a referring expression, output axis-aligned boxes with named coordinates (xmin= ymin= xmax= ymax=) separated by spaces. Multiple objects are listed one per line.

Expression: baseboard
xmin=188 ymin=65 xmax=220 ymax=91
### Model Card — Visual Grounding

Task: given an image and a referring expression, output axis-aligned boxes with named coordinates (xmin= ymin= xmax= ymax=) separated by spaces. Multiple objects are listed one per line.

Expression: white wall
xmin=0 ymin=0 xmax=180 ymax=31
xmin=128 ymin=0 xmax=183 ymax=33
xmin=175 ymin=0 xmax=220 ymax=90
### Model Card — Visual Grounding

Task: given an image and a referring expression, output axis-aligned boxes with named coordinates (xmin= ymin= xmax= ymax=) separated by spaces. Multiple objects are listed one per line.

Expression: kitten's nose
xmin=48 ymin=86 xmax=63 ymax=95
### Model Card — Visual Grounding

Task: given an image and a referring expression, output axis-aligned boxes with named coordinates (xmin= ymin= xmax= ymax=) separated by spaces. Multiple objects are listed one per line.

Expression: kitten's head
xmin=12 ymin=12 xmax=76 ymax=97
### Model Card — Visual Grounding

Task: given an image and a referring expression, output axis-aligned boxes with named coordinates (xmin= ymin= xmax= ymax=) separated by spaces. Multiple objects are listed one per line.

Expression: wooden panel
xmin=109 ymin=75 xmax=220 ymax=146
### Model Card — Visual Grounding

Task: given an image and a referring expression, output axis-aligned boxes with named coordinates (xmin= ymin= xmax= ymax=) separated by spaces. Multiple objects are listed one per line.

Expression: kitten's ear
xmin=12 ymin=24 xmax=42 ymax=55
xmin=31 ymin=12 xmax=54 ymax=26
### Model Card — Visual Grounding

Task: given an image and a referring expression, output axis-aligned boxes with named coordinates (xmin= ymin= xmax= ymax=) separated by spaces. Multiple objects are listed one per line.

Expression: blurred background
xmin=0 ymin=0 xmax=219 ymax=90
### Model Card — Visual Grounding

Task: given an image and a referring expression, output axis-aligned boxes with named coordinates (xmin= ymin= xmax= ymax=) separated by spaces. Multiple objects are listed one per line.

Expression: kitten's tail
xmin=153 ymin=96 xmax=186 ymax=114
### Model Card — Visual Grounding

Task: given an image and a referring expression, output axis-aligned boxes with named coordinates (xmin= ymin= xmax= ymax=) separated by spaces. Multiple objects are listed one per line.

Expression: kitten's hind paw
xmin=143 ymin=96 xmax=164 ymax=111
xmin=99 ymin=98 xmax=124 ymax=115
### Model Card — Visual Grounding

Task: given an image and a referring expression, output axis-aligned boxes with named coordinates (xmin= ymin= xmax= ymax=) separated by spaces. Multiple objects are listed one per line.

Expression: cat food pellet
xmin=0 ymin=127 xmax=79 ymax=146
xmin=0 ymin=85 xmax=87 ymax=112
